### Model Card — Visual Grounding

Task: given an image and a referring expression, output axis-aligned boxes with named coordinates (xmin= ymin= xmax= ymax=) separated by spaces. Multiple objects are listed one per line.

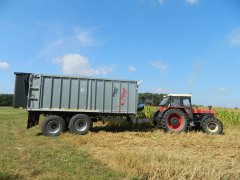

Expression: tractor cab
xmin=159 ymin=94 xmax=192 ymax=108
xmin=158 ymin=94 xmax=193 ymax=119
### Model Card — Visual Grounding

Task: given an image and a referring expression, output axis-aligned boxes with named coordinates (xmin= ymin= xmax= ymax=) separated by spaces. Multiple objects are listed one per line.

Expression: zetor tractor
xmin=153 ymin=94 xmax=223 ymax=134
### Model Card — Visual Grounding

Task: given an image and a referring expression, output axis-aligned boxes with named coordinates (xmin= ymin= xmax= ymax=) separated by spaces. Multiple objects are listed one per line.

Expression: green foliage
xmin=215 ymin=108 xmax=240 ymax=128
xmin=0 ymin=94 xmax=13 ymax=106
xmin=143 ymin=106 xmax=157 ymax=118
xmin=139 ymin=93 xmax=166 ymax=106
xmin=136 ymin=106 xmax=157 ymax=119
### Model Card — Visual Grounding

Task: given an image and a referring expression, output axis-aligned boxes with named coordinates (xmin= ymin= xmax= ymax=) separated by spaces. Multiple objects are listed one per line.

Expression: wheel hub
xmin=47 ymin=121 xmax=60 ymax=134
xmin=209 ymin=123 xmax=216 ymax=130
xmin=207 ymin=122 xmax=218 ymax=132
xmin=170 ymin=117 xmax=180 ymax=126
xmin=75 ymin=119 xmax=87 ymax=132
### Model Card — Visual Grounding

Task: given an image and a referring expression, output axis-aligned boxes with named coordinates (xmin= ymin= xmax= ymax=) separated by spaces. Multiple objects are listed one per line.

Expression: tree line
xmin=139 ymin=93 xmax=166 ymax=106
xmin=0 ymin=93 xmax=165 ymax=107
xmin=0 ymin=94 xmax=13 ymax=106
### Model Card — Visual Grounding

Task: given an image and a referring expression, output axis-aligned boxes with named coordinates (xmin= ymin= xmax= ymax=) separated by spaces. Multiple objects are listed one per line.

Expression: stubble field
xmin=0 ymin=107 xmax=240 ymax=180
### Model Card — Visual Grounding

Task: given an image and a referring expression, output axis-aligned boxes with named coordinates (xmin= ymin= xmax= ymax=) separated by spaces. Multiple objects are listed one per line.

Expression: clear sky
xmin=0 ymin=0 xmax=240 ymax=107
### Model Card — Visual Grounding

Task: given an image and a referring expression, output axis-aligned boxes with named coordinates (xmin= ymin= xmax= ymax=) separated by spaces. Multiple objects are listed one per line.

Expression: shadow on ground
xmin=36 ymin=132 xmax=43 ymax=136
xmin=91 ymin=122 xmax=156 ymax=133
xmin=34 ymin=122 xmax=209 ymax=135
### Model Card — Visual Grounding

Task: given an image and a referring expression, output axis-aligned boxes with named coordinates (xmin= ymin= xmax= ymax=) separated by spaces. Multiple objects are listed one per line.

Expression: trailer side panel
xmin=27 ymin=74 xmax=138 ymax=115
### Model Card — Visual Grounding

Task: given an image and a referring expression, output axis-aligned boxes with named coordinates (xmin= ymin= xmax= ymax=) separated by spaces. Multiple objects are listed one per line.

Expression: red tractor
xmin=153 ymin=94 xmax=223 ymax=134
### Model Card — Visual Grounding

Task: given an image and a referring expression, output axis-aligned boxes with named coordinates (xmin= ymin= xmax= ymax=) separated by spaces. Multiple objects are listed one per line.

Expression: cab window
xmin=182 ymin=98 xmax=191 ymax=107
xmin=159 ymin=97 xmax=170 ymax=106
xmin=171 ymin=97 xmax=180 ymax=106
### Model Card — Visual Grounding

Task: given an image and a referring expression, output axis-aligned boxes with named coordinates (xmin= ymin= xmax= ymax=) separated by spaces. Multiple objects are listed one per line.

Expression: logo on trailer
xmin=120 ymin=88 xmax=127 ymax=106
xmin=112 ymin=87 xmax=118 ymax=97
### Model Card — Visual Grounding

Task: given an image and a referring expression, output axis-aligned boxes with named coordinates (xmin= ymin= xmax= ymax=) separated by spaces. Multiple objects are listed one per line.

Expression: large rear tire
xmin=202 ymin=117 xmax=223 ymax=134
xmin=161 ymin=109 xmax=188 ymax=133
xmin=41 ymin=115 xmax=66 ymax=136
xmin=69 ymin=114 xmax=92 ymax=135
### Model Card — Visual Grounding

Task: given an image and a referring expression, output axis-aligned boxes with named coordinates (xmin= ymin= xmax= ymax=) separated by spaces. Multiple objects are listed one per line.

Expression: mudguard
xmin=27 ymin=112 xmax=40 ymax=129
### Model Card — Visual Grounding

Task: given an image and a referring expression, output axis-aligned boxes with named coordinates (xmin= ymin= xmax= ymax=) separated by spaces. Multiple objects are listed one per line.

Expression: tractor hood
xmin=193 ymin=108 xmax=216 ymax=116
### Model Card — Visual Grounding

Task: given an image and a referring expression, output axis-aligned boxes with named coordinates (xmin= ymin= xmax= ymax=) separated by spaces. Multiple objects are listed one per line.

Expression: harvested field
xmin=1 ymin=107 xmax=240 ymax=179
xmin=62 ymin=122 xmax=240 ymax=179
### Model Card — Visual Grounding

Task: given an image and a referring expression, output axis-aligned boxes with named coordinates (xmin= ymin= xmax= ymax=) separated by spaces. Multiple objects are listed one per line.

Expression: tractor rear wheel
xmin=202 ymin=117 xmax=223 ymax=134
xmin=161 ymin=109 xmax=188 ymax=133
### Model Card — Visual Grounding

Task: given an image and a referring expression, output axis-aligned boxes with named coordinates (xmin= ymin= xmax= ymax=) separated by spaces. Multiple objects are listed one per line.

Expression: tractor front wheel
xmin=202 ymin=117 xmax=223 ymax=134
xmin=161 ymin=109 xmax=188 ymax=133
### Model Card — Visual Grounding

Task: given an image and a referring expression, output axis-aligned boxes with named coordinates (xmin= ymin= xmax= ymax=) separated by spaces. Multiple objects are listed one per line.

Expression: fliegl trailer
xmin=13 ymin=72 xmax=141 ymax=136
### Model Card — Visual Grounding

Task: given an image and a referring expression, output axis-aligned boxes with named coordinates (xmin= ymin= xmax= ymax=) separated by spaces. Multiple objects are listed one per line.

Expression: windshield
xmin=159 ymin=97 xmax=170 ymax=106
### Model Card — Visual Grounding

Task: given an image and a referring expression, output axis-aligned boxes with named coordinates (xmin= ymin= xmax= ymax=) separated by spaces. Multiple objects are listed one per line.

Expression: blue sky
xmin=0 ymin=0 xmax=240 ymax=107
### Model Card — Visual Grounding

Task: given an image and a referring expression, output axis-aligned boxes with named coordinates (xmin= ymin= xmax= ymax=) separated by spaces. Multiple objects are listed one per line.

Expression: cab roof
xmin=165 ymin=94 xmax=192 ymax=97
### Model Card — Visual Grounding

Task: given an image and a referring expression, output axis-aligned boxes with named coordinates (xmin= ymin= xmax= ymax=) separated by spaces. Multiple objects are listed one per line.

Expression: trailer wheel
xmin=161 ymin=109 xmax=188 ymax=133
xmin=41 ymin=115 xmax=66 ymax=136
xmin=202 ymin=117 xmax=223 ymax=134
xmin=69 ymin=114 xmax=92 ymax=135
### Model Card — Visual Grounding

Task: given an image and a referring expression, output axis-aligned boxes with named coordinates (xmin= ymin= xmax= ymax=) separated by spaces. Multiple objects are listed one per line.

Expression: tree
xmin=139 ymin=93 xmax=166 ymax=106
xmin=0 ymin=94 xmax=13 ymax=106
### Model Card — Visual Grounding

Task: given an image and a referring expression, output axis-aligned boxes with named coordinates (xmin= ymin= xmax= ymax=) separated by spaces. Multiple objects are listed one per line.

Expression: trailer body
xmin=14 ymin=73 xmax=139 ymax=130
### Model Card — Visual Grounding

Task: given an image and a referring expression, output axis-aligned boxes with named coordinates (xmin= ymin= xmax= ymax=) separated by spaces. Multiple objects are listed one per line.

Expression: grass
xmin=1 ymin=107 xmax=240 ymax=179
xmin=0 ymin=107 xmax=124 ymax=180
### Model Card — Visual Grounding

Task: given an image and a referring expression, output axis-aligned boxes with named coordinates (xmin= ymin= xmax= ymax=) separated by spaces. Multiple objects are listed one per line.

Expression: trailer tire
xmin=202 ymin=117 xmax=223 ymax=134
xmin=69 ymin=114 xmax=92 ymax=135
xmin=161 ymin=109 xmax=188 ymax=133
xmin=41 ymin=115 xmax=66 ymax=136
